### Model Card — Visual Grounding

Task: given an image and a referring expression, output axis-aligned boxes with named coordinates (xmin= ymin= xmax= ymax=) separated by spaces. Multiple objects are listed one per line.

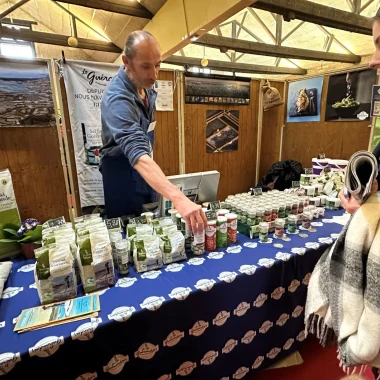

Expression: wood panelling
xmin=184 ymin=80 xmax=260 ymax=200
xmin=282 ymin=75 xmax=371 ymax=166
xmin=260 ymin=81 xmax=286 ymax=180
xmin=153 ymin=70 xmax=180 ymax=176
xmin=0 ymin=127 xmax=70 ymax=222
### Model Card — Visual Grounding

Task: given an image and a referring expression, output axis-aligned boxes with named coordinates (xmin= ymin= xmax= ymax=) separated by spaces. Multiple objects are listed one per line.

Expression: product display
xmin=160 ymin=231 xmax=187 ymax=263
xmin=134 ymin=236 xmax=163 ymax=273
xmin=115 ymin=240 xmax=130 ymax=275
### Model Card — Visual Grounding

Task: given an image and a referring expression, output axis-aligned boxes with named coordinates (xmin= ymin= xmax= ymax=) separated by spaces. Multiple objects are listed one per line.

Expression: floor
xmin=251 ymin=338 xmax=375 ymax=380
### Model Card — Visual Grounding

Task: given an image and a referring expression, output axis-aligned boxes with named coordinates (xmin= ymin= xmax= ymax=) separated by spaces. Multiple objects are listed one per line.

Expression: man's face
xmin=369 ymin=20 xmax=380 ymax=69
xmin=123 ymin=39 xmax=162 ymax=89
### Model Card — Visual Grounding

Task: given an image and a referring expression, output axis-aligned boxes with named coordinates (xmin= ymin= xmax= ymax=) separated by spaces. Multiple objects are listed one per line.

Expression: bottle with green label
xmin=216 ymin=216 xmax=228 ymax=248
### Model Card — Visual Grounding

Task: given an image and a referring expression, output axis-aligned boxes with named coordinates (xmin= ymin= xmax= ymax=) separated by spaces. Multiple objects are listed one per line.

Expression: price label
xmin=47 ymin=216 xmax=65 ymax=227
xmin=209 ymin=201 xmax=221 ymax=211
xmin=130 ymin=216 xmax=147 ymax=225
xmin=105 ymin=218 xmax=122 ymax=230
xmin=253 ymin=188 xmax=263 ymax=196
xmin=205 ymin=210 xmax=218 ymax=221
xmin=292 ymin=181 xmax=300 ymax=188
xmin=304 ymin=168 xmax=313 ymax=175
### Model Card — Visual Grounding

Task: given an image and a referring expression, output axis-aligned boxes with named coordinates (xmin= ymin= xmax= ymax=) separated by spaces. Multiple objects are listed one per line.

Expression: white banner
xmin=62 ymin=61 xmax=119 ymax=208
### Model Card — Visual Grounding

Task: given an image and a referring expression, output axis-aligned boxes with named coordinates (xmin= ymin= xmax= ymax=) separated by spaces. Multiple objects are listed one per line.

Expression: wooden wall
xmin=154 ymin=70 xmax=180 ymax=176
xmin=282 ymin=75 xmax=371 ymax=167
xmin=184 ymin=80 xmax=259 ymax=200
xmin=260 ymin=81 xmax=286 ymax=180
xmin=0 ymin=127 xmax=70 ymax=222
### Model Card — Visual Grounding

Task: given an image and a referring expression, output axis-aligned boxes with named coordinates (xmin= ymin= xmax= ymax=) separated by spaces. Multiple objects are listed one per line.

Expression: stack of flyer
xmin=14 ymin=294 xmax=100 ymax=333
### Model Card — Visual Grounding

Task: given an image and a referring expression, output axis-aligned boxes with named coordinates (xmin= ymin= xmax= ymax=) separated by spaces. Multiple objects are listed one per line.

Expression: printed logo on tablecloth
xmin=0 ymin=353 xmax=21 ymax=376
xmin=226 ymin=245 xmax=242 ymax=254
xmin=253 ymin=293 xmax=268 ymax=308
xmin=311 ymin=222 xmax=323 ymax=227
xmin=189 ymin=321 xmax=209 ymax=337
xmin=92 ymin=288 xmax=109 ymax=296
xmin=292 ymin=306 xmax=304 ymax=318
xmin=187 ymin=257 xmax=205 ymax=266
xmin=29 ymin=336 xmax=64 ymax=358
xmin=291 ymin=247 xmax=306 ymax=256
xmin=163 ymin=330 xmax=184 ymax=347
xmin=201 ymin=350 xmax=219 ymax=365
xmin=271 ymin=287 xmax=285 ymax=300
xmin=71 ymin=318 xmax=102 ymax=341
xmin=17 ymin=264 xmax=35 ymax=272
xmin=103 ymin=354 xmax=129 ymax=375
xmin=141 ymin=270 xmax=162 ymax=280
xmin=275 ymin=252 xmax=291 ymax=262
xmin=283 ymin=338 xmax=294 ymax=351
xmin=29 ymin=283 xmax=37 ymax=290
xmin=176 ymin=361 xmax=196 ymax=376
xmin=195 ymin=279 xmax=216 ymax=292
xmin=233 ymin=366 xmax=249 ymax=379
xmin=241 ymin=330 xmax=256 ymax=344
xmin=318 ymin=237 xmax=333 ymax=245
xmin=116 ymin=278 xmax=137 ymax=288
xmin=276 ymin=313 xmax=289 ymax=327
xmin=169 ymin=287 xmax=192 ymax=301
xmin=331 ymin=233 xmax=339 ymax=239
xmin=243 ymin=242 xmax=257 ymax=249
xmin=165 ymin=263 xmax=184 ymax=272
xmin=234 ymin=302 xmax=250 ymax=317
xmin=288 ymin=280 xmax=300 ymax=293
xmin=0 ymin=321 xmax=4 ymax=329
xmin=140 ymin=296 xmax=165 ymax=311
xmin=239 ymin=265 xmax=257 ymax=276
xmin=12 ymin=317 xmax=18 ymax=325
xmin=1 ymin=287 xmax=23 ymax=299
xmin=267 ymin=347 xmax=281 ymax=360
xmin=258 ymin=258 xmax=275 ymax=268
xmin=208 ymin=251 xmax=225 ymax=260
xmin=259 ymin=320 xmax=273 ymax=334
xmin=108 ymin=306 xmax=136 ymax=322
xmin=76 ymin=372 xmax=98 ymax=380
xmin=305 ymin=242 xmax=320 ymax=250
xmin=303 ymin=273 xmax=312 ymax=286
xmin=297 ymin=331 xmax=306 ymax=342
xmin=218 ymin=271 xmax=238 ymax=284
xmin=134 ymin=343 xmax=159 ymax=360
xmin=157 ymin=375 xmax=172 ymax=380
xmin=222 ymin=339 xmax=238 ymax=354
xmin=252 ymin=356 xmax=264 ymax=369
xmin=213 ymin=311 xmax=230 ymax=327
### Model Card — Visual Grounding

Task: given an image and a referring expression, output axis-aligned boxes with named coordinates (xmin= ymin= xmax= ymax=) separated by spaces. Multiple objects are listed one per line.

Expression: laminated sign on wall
xmin=154 ymin=80 xmax=174 ymax=111
xmin=62 ymin=61 xmax=119 ymax=208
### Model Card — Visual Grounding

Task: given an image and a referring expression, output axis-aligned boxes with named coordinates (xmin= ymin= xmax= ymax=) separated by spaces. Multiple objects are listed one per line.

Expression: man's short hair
xmin=124 ymin=31 xmax=156 ymax=58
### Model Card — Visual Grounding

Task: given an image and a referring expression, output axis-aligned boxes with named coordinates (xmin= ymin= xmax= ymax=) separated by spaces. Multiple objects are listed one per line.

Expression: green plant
xmin=0 ymin=224 xmax=42 ymax=245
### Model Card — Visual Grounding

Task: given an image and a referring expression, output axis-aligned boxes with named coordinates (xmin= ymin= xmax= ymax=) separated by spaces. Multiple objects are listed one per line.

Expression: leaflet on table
xmin=14 ymin=294 xmax=100 ymax=332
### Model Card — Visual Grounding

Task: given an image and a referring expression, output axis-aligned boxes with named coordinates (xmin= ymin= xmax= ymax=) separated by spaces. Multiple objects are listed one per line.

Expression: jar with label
xmin=247 ymin=211 xmax=256 ymax=226
xmin=302 ymin=211 xmax=312 ymax=229
xmin=271 ymin=206 xmax=279 ymax=221
xmin=304 ymin=196 xmax=310 ymax=207
xmin=115 ymin=240 xmax=130 ymax=275
xmin=226 ymin=213 xmax=237 ymax=244
xmin=218 ymin=209 xmax=230 ymax=217
xmin=205 ymin=220 xmax=217 ymax=251
xmin=217 ymin=216 xmax=228 ymax=248
xmin=291 ymin=202 xmax=298 ymax=215
xmin=192 ymin=230 xmax=205 ymax=256
xmin=274 ymin=218 xmax=285 ymax=238
xmin=110 ymin=231 xmax=122 ymax=269
xmin=168 ymin=209 xmax=177 ymax=224
xmin=240 ymin=209 xmax=248 ymax=224
xmin=264 ymin=207 xmax=272 ymax=222
xmin=235 ymin=207 xmax=242 ymax=222
xmin=285 ymin=202 xmax=292 ymax=217
xmin=176 ymin=213 xmax=182 ymax=231
xmin=298 ymin=200 xmax=304 ymax=214
xmin=278 ymin=205 xmax=286 ymax=218
xmin=256 ymin=209 xmax=264 ymax=224
xmin=287 ymin=215 xmax=298 ymax=234
xmin=259 ymin=222 xmax=269 ymax=242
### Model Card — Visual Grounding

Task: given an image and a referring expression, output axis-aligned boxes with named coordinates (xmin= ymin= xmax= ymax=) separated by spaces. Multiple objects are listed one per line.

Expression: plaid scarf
xmin=305 ymin=193 xmax=380 ymax=370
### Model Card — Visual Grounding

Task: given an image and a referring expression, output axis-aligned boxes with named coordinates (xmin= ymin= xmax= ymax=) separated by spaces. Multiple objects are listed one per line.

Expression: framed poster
xmin=325 ymin=69 xmax=377 ymax=122
xmin=286 ymin=76 xmax=324 ymax=123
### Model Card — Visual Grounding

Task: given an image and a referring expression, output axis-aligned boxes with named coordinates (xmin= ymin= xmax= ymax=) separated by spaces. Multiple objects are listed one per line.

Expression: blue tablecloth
xmin=0 ymin=210 xmax=345 ymax=380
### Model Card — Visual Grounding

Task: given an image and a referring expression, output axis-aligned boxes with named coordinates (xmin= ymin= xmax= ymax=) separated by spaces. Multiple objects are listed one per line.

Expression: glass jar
xmin=271 ymin=206 xmax=279 ymax=221
xmin=287 ymin=215 xmax=298 ymax=234
xmin=304 ymin=196 xmax=310 ymax=207
xmin=291 ymin=202 xmax=299 ymax=215
xmin=274 ymin=218 xmax=285 ymax=238
xmin=259 ymin=222 xmax=269 ymax=242
xmin=285 ymin=202 xmax=292 ymax=217
xmin=235 ymin=207 xmax=242 ymax=222
xmin=241 ymin=208 xmax=248 ymax=224
xmin=302 ymin=211 xmax=312 ymax=230
xmin=298 ymin=200 xmax=304 ymax=214
xmin=264 ymin=207 xmax=272 ymax=222
xmin=256 ymin=208 xmax=264 ymax=224
xmin=246 ymin=210 xmax=256 ymax=226
xmin=278 ymin=204 xmax=286 ymax=218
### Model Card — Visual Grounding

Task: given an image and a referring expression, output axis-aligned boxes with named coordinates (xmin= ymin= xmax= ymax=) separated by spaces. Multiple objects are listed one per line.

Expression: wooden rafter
xmin=0 ymin=0 xmax=30 ymax=19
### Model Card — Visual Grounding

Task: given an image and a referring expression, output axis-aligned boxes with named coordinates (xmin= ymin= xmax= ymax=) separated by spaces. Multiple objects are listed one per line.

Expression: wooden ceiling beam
xmin=52 ymin=0 xmax=153 ymax=19
xmin=195 ymin=34 xmax=361 ymax=63
xmin=0 ymin=0 xmax=31 ymax=19
xmin=0 ymin=26 xmax=122 ymax=53
xmin=252 ymin=0 xmax=372 ymax=35
xmin=164 ymin=55 xmax=307 ymax=75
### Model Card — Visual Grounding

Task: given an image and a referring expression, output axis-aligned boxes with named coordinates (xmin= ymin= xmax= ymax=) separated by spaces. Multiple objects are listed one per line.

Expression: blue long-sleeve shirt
xmin=100 ymin=66 xmax=157 ymax=167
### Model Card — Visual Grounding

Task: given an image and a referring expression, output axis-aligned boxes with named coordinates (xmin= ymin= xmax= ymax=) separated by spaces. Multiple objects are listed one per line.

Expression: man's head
xmin=122 ymin=31 xmax=162 ymax=89
xmin=369 ymin=8 xmax=380 ymax=68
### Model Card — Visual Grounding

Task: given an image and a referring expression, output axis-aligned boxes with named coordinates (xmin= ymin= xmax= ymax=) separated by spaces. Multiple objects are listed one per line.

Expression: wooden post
xmin=256 ymin=80 xmax=265 ymax=185
xmin=177 ymin=72 xmax=186 ymax=174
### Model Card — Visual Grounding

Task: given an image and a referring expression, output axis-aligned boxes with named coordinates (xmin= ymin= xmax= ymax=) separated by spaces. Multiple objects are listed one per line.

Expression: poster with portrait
xmin=286 ymin=76 xmax=324 ymax=123
xmin=206 ymin=110 xmax=239 ymax=153
xmin=325 ymin=69 xmax=377 ymax=122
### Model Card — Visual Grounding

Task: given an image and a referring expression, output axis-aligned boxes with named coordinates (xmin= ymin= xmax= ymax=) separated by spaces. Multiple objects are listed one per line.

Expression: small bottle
xmin=302 ymin=212 xmax=312 ymax=230
xmin=241 ymin=208 xmax=248 ymax=224
xmin=291 ymin=202 xmax=298 ymax=215
xmin=264 ymin=207 xmax=272 ymax=222
xmin=271 ymin=206 xmax=279 ymax=222
xmin=235 ymin=207 xmax=242 ymax=222
xmin=285 ymin=202 xmax=292 ymax=217
xmin=192 ymin=229 xmax=205 ymax=256
xmin=205 ymin=219 xmax=217 ymax=251
xmin=287 ymin=215 xmax=298 ymax=234
xmin=176 ymin=213 xmax=182 ymax=231
xmin=304 ymin=196 xmax=310 ymax=207
xmin=227 ymin=213 xmax=238 ymax=244
xmin=278 ymin=205 xmax=286 ymax=218
xmin=274 ymin=218 xmax=285 ymax=239
xmin=115 ymin=240 xmax=129 ymax=275
xmin=246 ymin=211 xmax=256 ymax=226
xmin=256 ymin=208 xmax=264 ymax=224
xmin=298 ymin=200 xmax=304 ymax=214
xmin=259 ymin=222 xmax=269 ymax=243
xmin=110 ymin=231 xmax=122 ymax=269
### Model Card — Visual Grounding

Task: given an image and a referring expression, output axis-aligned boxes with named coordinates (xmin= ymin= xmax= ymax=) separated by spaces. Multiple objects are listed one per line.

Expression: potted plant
xmin=0 ymin=218 xmax=42 ymax=259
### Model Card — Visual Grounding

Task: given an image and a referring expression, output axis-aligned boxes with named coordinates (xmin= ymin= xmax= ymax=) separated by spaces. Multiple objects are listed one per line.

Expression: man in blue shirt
xmin=101 ymin=31 xmax=206 ymax=234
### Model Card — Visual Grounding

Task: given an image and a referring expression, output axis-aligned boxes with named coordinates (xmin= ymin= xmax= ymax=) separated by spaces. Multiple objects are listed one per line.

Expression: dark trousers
xmin=100 ymin=155 xmax=156 ymax=218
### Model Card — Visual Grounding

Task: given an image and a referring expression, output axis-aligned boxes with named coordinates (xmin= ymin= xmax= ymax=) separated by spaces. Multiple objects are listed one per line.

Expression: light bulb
xmin=68 ymin=36 xmax=79 ymax=47
xmin=201 ymin=58 xmax=209 ymax=67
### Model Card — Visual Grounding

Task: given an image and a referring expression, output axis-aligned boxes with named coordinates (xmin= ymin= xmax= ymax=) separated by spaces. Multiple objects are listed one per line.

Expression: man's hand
xmin=174 ymin=196 xmax=207 ymax=235
xmin=339 ymin=180 xmax=378 ymax=214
